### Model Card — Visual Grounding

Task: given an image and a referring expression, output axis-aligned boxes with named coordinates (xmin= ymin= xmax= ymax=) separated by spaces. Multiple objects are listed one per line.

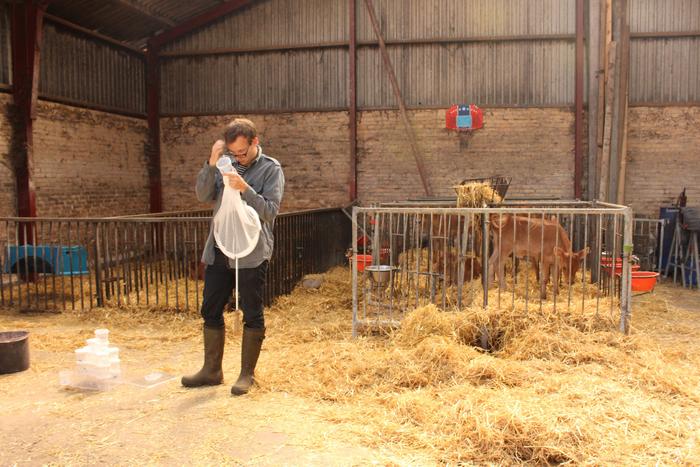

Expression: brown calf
xmin=488 ymin=214 xmax=588 ymax=299
xmin=432 ymin=249 xmax=481 ymax=286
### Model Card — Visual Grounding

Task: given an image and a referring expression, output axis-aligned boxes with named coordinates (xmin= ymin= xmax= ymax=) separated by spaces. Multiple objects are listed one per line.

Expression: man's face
xmin=227 ymin=136 xmax=259 ymax=167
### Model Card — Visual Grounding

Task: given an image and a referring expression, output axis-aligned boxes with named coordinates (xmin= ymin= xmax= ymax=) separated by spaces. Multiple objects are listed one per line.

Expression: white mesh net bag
xmin=212 ymin=157 xmax=262 ymax=309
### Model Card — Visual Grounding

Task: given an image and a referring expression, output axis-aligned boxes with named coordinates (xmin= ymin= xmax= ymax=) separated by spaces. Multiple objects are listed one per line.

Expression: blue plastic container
xmin=3 ymin=245 xmax=89 ymax=276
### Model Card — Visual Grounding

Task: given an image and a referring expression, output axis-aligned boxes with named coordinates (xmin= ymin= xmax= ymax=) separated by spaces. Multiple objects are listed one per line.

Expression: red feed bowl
xmin=616 ymin=271 xmax=659 ymax=292
xmin=630 ymin=271 xmax=660 ymax=292
xmin=353 ymin=254 xmax=373 ymax=272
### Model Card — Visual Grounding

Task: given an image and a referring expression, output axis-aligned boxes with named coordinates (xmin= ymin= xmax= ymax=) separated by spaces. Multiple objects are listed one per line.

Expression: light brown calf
xmin=488 ymin=214 xmax=588 ymax=299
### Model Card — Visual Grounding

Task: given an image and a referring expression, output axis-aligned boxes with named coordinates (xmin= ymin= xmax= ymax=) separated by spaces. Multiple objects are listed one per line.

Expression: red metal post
xmin=574 ymin=0 xmax=584 ymax=199
xmin=349 ymin=0 xmax=357 ymax=202
xmin=146 ymin=41 xmax=163 ymax=213
xmin=10 ymin=1 xmax=47 ymax=228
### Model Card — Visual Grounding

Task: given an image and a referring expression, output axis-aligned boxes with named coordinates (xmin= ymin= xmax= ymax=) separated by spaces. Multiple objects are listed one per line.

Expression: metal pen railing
xmin=352 ymin=201 xmax=634 ymax=336
xmin=0 ymin=207 xmax=351 ymax=313
xmin=632 ymin=217 xmax=667 ymax=274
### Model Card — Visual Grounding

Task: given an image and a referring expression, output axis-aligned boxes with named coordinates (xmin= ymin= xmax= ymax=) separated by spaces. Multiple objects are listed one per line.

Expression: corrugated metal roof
xmin=358 ymin=41 xmax=576 ymax=108
xmin=628 ymin=0 xmax=700 ymax=103
xmin=160 ymin=48 xmax=348 ymax=113
xmin=629 ymin=0 xmax=700 ymax=33
xmin=46 ymin=0 xmax=225 ymax=48
xmin=40 ymin=23 xmax=146 ymax=113
xmin=356 ymin=0 xmax=576 ymax=42
xmin=630 ymin=37 xmax=700 ymax=103
xmin=163 ymin=0 xmax=347 ymax=51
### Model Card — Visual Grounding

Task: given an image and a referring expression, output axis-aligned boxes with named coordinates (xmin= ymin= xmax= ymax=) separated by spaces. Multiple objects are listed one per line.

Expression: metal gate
xmin=352 ymin=201 xmax=634 ymax=335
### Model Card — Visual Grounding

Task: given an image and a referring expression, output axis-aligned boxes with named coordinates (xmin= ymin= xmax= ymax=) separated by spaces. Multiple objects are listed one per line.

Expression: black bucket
xmin=0 ymin=331 xmax=30 ymax=374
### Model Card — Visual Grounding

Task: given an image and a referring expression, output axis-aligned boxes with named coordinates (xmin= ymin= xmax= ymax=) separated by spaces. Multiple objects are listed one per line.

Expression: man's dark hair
xmin=224 ymin=118 xmax=257 ymax=144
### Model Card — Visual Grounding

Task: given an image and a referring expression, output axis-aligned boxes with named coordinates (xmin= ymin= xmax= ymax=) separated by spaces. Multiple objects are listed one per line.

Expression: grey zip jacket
xmin=196 ymin=146 xmax=285 ymax=269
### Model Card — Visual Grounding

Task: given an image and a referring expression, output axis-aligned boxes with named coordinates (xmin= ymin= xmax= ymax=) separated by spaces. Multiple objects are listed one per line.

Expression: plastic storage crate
xmin=3 ymin=245 xmax=89 ymax=276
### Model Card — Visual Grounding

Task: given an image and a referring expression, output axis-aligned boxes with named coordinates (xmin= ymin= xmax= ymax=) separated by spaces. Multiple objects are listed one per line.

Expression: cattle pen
xmin=352 ymin=200 xmax=634 ymax=337
xmin=0 ymin=207 xmax=352 ymax=313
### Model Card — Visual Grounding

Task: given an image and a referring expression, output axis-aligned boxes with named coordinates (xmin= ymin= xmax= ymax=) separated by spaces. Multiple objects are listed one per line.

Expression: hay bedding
xmin=2 ymin=266 xmax=699 ymax=464
xmin=455 ymin=182 xmax=503 ymax=207
xmin=261 ymin=268 xmax=700 ymax=465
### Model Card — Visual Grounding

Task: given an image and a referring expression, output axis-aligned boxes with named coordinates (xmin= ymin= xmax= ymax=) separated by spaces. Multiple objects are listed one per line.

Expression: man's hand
xmin=209 ymin=139 xmax=226 ymax=166
xmin=223 ymin=172 xmax=251 ymax=192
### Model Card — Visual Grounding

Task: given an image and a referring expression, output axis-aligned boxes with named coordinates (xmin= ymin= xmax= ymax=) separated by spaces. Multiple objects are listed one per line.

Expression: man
xmin=183 ymin=118 xmax=284 ymax=395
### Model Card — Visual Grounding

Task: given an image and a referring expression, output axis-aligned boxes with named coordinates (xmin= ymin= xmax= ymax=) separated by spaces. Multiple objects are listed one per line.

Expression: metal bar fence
xmin=0 ymin=208 xmax=351 ymax=313
xmin=632 ymin=217 xmax=667 ymax=274
xmin=352 ymin=202 xmax=634 ymax=336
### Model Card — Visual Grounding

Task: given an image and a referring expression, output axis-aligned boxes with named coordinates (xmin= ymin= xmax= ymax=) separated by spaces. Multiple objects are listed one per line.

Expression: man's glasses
xmin=226 ymin=144 xmax=251 ymax=157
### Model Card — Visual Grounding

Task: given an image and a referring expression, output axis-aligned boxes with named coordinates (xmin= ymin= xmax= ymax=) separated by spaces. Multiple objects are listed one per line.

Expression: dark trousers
xmin=200 ymin=248 xmax=268 ymax=330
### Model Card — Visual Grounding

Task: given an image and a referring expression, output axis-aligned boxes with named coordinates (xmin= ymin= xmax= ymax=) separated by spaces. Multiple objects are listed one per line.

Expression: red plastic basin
xmin=353 ymin=254 xmax=373 ymax=272
xmin=615 ymin=271 xmax=659 ymax=292
xmin=630 ymin=271 xmax=660 ymax=292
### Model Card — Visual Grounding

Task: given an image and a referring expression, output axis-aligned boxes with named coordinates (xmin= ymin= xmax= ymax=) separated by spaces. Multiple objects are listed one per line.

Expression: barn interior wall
xmin=357 ymin=107 xmax=580 ymax=203
xmin=5 ymin=96 xmax=699 ymax=221
xmin=158 ymin=107 xmax=585 ymax=212
xmin=625 ymin=106 xmax=700 ymax=217
xmin=0 ymin=92 xmax=15 ymax=218
xmin=30 ymin=100 xmax=149 ymax=217
xmin=159 ymin=112 xmax=352 ymax=213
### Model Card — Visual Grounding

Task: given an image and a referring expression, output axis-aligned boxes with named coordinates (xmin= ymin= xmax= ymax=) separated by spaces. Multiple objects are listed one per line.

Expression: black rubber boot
xmin=181 ymin=326 xmax=225 ymax=387
xmin=231 ymin=327 xmax=265 ymax=396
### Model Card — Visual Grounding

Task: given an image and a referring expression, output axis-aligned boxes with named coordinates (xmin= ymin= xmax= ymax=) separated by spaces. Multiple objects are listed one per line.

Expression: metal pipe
xmin=77 ymin=222 xmax=85 ymax=311
xmin=348 ymin=0 xmax=357 ymax=202
xmin=58 ymin=221 xmax=65 ymax=311
xmin=574 ymin=0 xmax=585 ymax=199
xmin=658 ymin=220 xmax=665 ymax=274
xmin=352 ymin=208 xmax=358 ymax=337
xmin=32 ymin=220 xmax=39 ymax=307
xmin=620 ymin=208 xmax=633 ymax=334
xmin=0 ymin=222 xmax=6 ymax=306
xmin=355 ymin=206 xmax=630 ymax=215
xmin=482 ymin=214 xmax=488 ymax=309
xmin=67 ymin=221 xmax=75 ymax=310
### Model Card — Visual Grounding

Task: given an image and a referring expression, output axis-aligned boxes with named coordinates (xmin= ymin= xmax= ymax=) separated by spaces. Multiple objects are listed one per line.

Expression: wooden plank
xmin=616 ymin=24 xmax=631 ymax=205
xmin=595 ymin=0 xmax=610 ymax=199
xmin=598 ymin=41 xmax=617 ymax=202
xmin=608 ymin=0 xmax=627 ymax=204
xmin=587 ymin=0 xmax=601 ymax=200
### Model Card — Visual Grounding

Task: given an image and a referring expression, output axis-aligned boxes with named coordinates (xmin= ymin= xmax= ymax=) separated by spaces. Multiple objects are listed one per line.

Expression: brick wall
xmin=160 ymin=112 xmax=352 ymax=213
xmin=625 ymin=106 xmax=700 ymax=217
xmin=32 ymin=101 xmax=149 ymax=217
xmin=2 ymin=100 xmax=697 ymax=221
xmin=0 ymin=93 xmax=15 ymax=218
xmin=357 ymin=108 xmax=577 ymax=203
